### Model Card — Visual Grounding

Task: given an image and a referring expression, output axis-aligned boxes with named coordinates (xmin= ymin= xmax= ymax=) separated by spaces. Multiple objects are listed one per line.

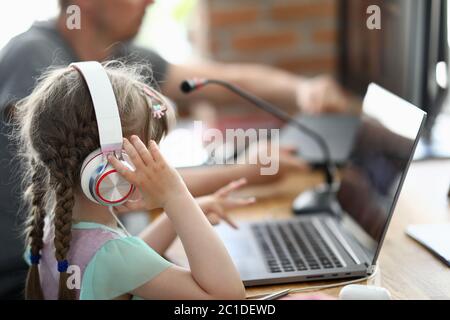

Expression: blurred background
xmin=0 ymin=0 xmax=340 ymax=70
xmin=1 ymin=0 xmax=449 ymax=160
xmin=0 ymin=0 xmax=342 ymax=118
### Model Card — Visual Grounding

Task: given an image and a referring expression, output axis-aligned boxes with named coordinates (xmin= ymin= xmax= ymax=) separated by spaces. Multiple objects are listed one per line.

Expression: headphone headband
xmin=70 ymin=62 xmax=123 ymax=154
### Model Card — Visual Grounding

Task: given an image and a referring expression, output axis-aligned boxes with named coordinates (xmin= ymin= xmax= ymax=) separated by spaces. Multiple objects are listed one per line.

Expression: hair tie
xmin=142 ymin=85 xmax=168 ymax=119
xmin=57 ymin=259 xmax=69 ymax=273
xmin=29 ymin=253 xmax=41 ymax=265
xmin=151 ymin=104 xmax=166 ymax=119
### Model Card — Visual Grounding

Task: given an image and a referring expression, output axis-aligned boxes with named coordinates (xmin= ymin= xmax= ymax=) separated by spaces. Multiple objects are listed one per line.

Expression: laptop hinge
xmin=366 ymin=264 xmax=377 ymax=275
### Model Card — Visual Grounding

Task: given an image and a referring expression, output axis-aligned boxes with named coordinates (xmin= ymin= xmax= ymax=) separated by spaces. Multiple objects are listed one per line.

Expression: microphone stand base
xmin=292 ymin=183 xmax=340 ymax=215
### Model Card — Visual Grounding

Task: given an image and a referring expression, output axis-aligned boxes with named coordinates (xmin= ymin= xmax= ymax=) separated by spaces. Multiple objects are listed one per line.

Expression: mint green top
xmin=25 ymin=221 xmax=172 ymax=300
xmin=75 ymin=222 xmax=172 ymax=300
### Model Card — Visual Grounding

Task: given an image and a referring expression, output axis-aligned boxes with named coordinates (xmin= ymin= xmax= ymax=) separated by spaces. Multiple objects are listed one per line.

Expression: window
xmin=0 ymin=0 xmax=58 ymax=50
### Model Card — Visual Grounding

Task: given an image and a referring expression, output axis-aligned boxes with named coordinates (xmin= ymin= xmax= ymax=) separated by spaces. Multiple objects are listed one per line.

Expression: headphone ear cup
xmin=80 ymin=149 xmax=104 ymax=204
xmin=94 ymin=153 xmax=135 ymax=206
xmin=81 ymin=149 xmax=135 ymax=206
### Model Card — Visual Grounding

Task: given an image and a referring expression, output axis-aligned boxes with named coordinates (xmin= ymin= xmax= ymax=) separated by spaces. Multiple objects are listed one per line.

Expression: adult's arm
xmin=161 ymin=62 xmax=350 ymax=114
xmin=178 ymin=142 xmax=309 ymax=197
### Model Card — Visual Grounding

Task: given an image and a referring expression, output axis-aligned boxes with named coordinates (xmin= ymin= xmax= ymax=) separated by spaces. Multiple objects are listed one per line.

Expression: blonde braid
xmin=24 ymin=159 xmax=48 ymax=300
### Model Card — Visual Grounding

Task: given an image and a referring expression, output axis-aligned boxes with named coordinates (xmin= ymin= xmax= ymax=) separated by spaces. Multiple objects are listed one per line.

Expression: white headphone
xmin=71 ymin=61 xmax=135 ymax=206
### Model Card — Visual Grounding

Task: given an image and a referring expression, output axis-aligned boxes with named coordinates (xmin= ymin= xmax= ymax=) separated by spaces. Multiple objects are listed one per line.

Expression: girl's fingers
xmin=207 ymin=213 xmax=221 ymax=226
xmin=149 ymin=140 xmax=165 ymax=164
xmin=216 ymin=178 xmax=248 ymax=197
xmin=108 ymin=154 xmax=136 ymax=183
xmin=123 ymin=138 xmax=145 ymax=170
xmin=213 ymin=204 xmax=239 ymax=229
xmin=227 ymin=197 xmax=256 ymax=208
xmin=206 ymin=203 xmax=238 ymax=229
xmin=218 ymin=212 xmax=238 ymax=230
xmin=130 ymin=135 xmax=154 ymax=166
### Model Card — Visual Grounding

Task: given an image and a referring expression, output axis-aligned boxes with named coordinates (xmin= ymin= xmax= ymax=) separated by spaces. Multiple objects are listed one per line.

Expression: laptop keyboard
xmin=251 ymin=220 xmax=344 ymax=273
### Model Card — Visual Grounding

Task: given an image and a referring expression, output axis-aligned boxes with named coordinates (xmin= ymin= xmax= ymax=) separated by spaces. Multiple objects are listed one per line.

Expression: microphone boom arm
xmin=181 ymin=78 xmax=336 ymax=186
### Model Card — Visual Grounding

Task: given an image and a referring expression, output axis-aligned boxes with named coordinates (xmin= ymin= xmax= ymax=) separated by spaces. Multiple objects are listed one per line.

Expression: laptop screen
xmin=336 ymin=84 xmax=426 ymax=261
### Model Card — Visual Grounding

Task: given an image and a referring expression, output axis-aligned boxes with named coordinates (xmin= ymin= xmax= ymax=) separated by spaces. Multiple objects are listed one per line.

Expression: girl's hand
xmin=196 ymin=178 xmax=256 ymax=229
xmin=108 ymin=135 xmax=188 ymax=210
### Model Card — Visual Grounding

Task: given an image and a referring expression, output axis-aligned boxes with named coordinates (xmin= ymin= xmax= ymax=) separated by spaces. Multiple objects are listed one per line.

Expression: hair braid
xmin=46 ymin=140 xmax=80 ymax=300
xmin=24 ymin=159 xmax=48 ymax=300
xmin=53 ymin=180 xmax=76 ymax=300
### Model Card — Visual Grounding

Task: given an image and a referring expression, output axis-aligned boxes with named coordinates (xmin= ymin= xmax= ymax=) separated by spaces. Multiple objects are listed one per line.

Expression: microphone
xmin=180 ymin=78 xmax=338 ymax=214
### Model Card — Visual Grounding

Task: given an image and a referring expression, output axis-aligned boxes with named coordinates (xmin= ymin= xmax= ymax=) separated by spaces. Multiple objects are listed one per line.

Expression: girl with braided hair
xmin=15 ymin=62 xmax=250 ymax=300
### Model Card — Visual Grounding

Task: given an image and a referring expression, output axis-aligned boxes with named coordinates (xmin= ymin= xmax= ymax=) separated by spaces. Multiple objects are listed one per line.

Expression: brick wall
xmin=200 ymin=0 xmax=339 ymax=76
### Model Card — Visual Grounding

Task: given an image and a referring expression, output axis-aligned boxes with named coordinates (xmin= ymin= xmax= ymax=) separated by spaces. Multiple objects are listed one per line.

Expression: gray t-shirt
xmin=0 ymin=20 xmax=168 ymax=299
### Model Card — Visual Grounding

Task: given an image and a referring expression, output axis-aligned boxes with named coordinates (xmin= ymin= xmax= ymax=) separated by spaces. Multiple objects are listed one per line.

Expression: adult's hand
xmin=297 ymin=75 xmax=350 ymax=114
xmin=237 ymin=140 xmax=310 ymax=185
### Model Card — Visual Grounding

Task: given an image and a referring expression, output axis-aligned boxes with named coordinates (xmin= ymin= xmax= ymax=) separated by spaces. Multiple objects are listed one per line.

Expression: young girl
xmin=15 ymin=61 xmax=250 ymax=300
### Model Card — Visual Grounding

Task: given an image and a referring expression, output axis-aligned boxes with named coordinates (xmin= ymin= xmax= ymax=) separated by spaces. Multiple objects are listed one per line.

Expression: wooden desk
xmin=166 ymin=160 xmax=450 ymax=300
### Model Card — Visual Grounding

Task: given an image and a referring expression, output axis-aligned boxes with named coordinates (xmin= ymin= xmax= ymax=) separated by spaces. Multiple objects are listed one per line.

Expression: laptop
xmin=214 ymin=83 xmax=426 ymax=286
